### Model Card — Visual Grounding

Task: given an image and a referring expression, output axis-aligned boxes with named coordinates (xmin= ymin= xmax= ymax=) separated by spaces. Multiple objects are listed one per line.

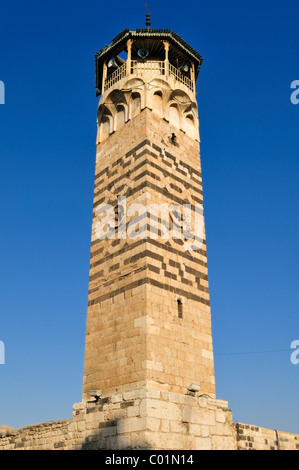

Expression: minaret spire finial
xmin=145 ymin=4 xmax=151 ymax=29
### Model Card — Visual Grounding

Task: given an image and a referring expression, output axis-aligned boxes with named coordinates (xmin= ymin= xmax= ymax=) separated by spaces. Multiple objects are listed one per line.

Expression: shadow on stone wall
xmin=79 ymin=418 xmax=119 ymax=450
xmin=77 ymin=417 xmax=152 ymax=450
xmin=73 ymin=397 xmax=152 ymax=451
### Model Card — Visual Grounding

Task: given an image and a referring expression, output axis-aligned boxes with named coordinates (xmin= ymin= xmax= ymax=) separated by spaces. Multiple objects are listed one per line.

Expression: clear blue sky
xmin=0 ymin=0 xmax=298 ymax=433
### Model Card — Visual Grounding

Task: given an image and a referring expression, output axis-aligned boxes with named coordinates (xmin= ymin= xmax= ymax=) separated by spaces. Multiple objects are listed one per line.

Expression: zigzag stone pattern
xmin=84 ymin=105 xmax=214 ymax=403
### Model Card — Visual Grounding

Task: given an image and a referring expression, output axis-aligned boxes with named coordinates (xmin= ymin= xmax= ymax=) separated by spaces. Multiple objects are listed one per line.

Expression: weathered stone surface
xmin=0 ymin=425 xmax=16 ymax=437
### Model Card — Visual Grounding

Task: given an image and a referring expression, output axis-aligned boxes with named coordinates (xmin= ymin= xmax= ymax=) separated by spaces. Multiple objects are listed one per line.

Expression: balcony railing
xmin=104 ymin=62 xmax=127 ymax=92
xmin=104 ymin=60 xmax=194 ymax=94
xmin=169 ymin=63 xmax=194 ymax=92
xmin=131 ymin=60 xmax=165 ymax=76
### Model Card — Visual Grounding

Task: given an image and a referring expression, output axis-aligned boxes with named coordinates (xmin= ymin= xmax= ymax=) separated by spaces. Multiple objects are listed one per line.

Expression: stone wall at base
xmin=0 ymin=388 xmax=298 ymax=450
xmin=235 ymin=423 xmax=299 ymax=451
xmin=0 ymin=419 xmax=72 ymax=450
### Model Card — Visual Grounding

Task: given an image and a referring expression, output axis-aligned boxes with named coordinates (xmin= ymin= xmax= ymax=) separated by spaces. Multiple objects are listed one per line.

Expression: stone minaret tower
xmin=83 ymin=26 xmax=216 ymax=409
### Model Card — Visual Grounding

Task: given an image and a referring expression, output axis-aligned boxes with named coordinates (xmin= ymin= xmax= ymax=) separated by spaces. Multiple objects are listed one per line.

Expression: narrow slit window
xmin=177 ymin=299 xmax=183 ymax=319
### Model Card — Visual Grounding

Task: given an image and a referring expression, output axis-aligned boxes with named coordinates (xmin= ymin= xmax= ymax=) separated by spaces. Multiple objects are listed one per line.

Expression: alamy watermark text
xmin=290 ymin=340 xmax=299 ymax=365
xmin=95 ymin=198 xmax=205 ymax=252
xmin=0 ymin=81 xmax=5 ymax=104
xmin=0 ymin=341 xmax=5 ymax=365
xmin=290 ymin=81 xmax=299 ymax=105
